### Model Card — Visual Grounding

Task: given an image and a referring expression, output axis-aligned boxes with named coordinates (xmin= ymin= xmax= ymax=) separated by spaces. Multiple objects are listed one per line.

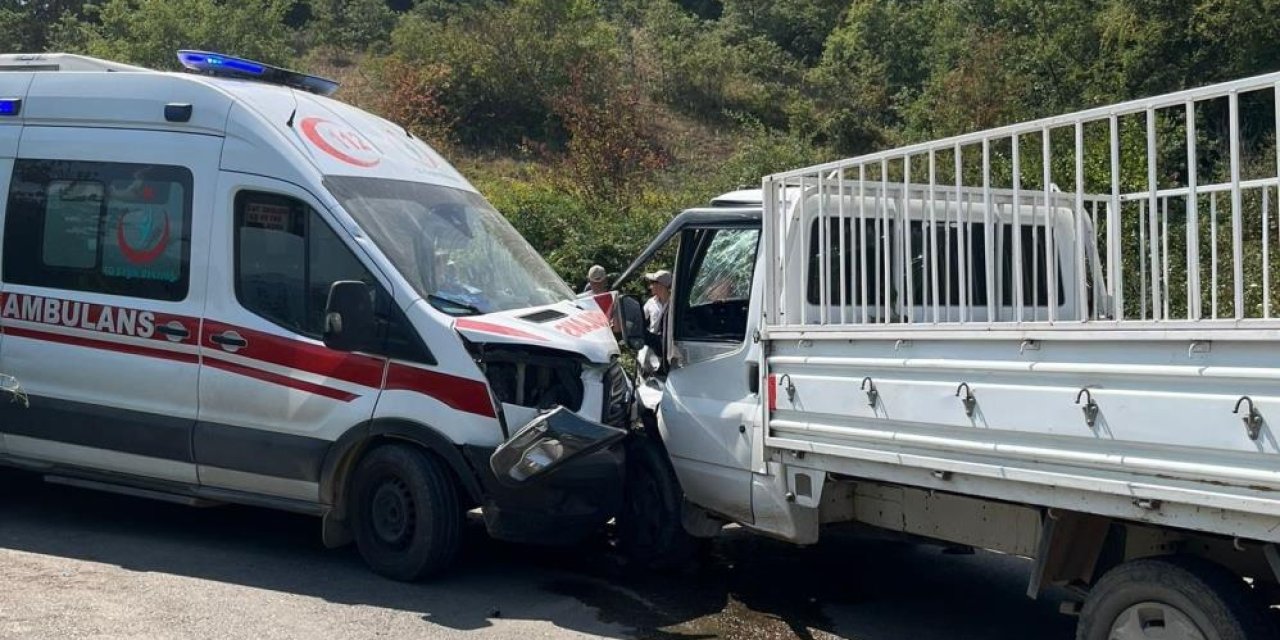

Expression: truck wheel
xmin=617 ymin=435 xmax=696 ymax=571
xmin=1076 ymin=556 xmax=1275 ymax=640
xmin=350 ymin=443 xmax=461 ymax=581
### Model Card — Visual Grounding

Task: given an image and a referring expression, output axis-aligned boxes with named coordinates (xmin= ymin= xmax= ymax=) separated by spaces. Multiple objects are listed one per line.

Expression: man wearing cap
xmin=583 ymin=264 xmax=609 ymax=295
xmin=643 ymin=269 xmax=672 ymax=341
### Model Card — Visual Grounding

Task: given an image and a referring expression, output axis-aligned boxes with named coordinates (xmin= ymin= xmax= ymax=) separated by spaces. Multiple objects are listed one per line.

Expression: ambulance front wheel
xmin=351 ymin=443 xmax=462 ymax=581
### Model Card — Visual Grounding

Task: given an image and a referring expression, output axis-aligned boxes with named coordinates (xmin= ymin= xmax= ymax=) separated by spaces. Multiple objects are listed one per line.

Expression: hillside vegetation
xmin=5 ymin=0 xmax=1280 ymax=290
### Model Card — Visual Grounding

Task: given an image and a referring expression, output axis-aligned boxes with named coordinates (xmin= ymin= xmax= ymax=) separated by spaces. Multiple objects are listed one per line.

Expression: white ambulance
xmin=0 ymin=51 xmax=631 ymax=580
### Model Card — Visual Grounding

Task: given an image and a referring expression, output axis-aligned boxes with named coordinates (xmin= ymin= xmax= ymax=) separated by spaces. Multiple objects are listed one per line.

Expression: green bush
xmin=391 ymin=0 xmax=624 ymax=149
xmin=49 ymin=0 xmax=297 ymax=69
xmin=306 ymin=0 xmax=399 ymax=53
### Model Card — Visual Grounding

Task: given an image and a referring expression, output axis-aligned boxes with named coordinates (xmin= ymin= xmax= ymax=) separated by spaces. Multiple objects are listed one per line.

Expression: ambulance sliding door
xmin=0 ymin=127 xmax=220 ymax=483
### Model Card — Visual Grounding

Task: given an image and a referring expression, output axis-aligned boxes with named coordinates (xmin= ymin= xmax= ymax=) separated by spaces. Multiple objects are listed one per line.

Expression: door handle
xmin=210 ymin=331 xmax=248 ymax=350
xmin=155 ymin=322 xmax=189 ymax=340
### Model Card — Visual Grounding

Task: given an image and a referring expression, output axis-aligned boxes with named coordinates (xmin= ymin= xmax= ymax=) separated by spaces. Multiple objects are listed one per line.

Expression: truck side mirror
xmin=323 ymin=280 xmax=375 ymax=352
xmin=616 ymin=295 xmax=646 ymax=351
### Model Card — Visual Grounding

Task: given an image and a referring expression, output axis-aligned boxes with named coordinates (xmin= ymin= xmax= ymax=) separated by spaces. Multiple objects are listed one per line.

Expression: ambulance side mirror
xmin=324 ymin=280 xmax=375 ymax=352
xmin=616 ymin=295 xmax=646 ymax=351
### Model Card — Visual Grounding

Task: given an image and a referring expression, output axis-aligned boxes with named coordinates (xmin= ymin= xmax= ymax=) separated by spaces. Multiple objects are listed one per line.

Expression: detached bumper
xmin=464 ymin=442 xmax=626 ymax=544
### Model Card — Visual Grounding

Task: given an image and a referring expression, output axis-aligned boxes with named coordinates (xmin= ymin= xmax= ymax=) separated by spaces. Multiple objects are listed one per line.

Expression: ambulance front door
xmin=194 ymin=173 xmax=388 ymax=503
xmin=0 ymin=127 xmax=220 ymax=484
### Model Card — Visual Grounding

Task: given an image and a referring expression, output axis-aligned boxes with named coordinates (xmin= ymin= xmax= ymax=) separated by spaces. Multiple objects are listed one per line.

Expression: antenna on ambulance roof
xmin=176 ymin=50 xmax=340 ymax=97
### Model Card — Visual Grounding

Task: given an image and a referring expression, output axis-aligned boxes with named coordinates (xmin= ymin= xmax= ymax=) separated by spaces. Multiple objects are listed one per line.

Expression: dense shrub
xmin=390 ymin=0 xmax=624 ymax=149
xmin=49 ymin=0 xmax=297 ymax=69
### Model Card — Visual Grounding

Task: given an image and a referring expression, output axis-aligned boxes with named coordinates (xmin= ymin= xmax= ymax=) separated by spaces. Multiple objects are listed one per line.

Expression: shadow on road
xmin=0 ymin=468 xmax=1075 ymax=639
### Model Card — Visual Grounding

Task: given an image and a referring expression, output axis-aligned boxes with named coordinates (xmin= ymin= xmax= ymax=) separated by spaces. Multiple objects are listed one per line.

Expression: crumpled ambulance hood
xmin=452 ymin=296 xmax=618 ymax=364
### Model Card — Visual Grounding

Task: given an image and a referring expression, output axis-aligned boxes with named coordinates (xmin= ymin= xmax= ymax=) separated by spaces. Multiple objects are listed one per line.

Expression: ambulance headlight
xmin=490 ymin=407 xmax=625 ymax=484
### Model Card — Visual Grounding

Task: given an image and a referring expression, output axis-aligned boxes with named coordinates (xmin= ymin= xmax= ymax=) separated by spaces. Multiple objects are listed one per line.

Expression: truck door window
xmin=234 ymin=191 xmax=433 ymax=363
xmin=674 ymin=227 xmax=759 ymax=343
xmin=3 ymin=159 xmax=193 ymax=300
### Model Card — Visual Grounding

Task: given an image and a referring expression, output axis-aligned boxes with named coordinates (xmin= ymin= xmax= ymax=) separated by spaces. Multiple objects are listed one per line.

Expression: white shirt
xmin=644 ymin=296 xmax=666 ymax=334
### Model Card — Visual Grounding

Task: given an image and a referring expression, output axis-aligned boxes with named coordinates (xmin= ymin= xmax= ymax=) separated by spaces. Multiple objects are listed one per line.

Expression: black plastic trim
xmin=0 ymin=454 xmax=326 ymax=515
xmin=164 ymin=103 xmax=192 ymax=123
xmin=0 ymin=395 xmax=193 ymax=462
xmin=193 ymin=421 xmax=330 ymax=482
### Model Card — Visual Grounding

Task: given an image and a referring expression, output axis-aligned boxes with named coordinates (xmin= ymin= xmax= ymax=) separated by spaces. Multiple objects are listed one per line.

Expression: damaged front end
xmin=472 ymin=343 xmax=587 ymax=418
xmin=490 ymin=407 xmax=627 ymax=483
xmin=462 ymin=340 xmax=631 ymax=544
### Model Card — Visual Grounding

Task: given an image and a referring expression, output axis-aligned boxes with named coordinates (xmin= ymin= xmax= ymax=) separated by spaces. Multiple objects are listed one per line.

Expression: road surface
xmin=0 ymin=468 xmax=1076 ymax=639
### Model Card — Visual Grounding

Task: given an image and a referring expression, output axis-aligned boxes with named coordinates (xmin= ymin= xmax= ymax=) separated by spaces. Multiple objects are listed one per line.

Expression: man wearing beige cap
xmin=643 ymin=269 xmax=672 ymax=335
xmin=638 ymin=269 xmax=672 ymax=368
xmin=583 ymin=264 xmax=609 ymax=295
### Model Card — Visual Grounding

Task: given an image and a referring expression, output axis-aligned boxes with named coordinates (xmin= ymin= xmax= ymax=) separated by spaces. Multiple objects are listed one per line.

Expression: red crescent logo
xmin=300 ymin=117 xmax=381 ymax=168
xmin=117 ymin=212 xmax=170 ymax=265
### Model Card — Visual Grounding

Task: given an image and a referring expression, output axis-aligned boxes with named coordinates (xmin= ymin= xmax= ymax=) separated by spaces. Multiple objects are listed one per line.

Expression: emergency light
xmin=177 ymin=51 xmax=265 ymax=76
xmin=0 ymin=99 xmax=20 ymax=116
xmin=176 ymin=50 xmax=340 ymax=97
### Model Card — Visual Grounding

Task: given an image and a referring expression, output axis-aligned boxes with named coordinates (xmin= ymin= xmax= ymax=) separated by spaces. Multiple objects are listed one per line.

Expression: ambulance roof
xmin=0 ymin=51 xmax=475 ymax=194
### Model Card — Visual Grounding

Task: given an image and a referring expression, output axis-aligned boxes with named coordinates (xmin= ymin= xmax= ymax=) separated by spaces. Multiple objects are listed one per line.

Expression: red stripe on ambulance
xmin=385 ymin=363 xmax=496 ymax=418
xmin=0 ymin=294 xmax=498 ymax=416
xmin=203 ymin=357 xmax=359 ymax=402
xmin=454 ymin=318 xmax=547 ymax=342
xmin=203 ymin=320 xmax=385 ymax=388
xmin=4 ymin=325 xmax=199 ymax=365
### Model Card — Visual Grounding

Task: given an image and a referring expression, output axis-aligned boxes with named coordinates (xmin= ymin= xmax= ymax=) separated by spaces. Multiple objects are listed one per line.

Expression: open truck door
xmin=613 ymin=208 xmax=763 ymax=526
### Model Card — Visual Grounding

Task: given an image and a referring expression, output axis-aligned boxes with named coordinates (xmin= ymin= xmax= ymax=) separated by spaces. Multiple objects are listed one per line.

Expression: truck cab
xmin=617 ymin=204 xmax=765 ymax=529
xmin=618 ymin=184 xmax=1106 ymax=541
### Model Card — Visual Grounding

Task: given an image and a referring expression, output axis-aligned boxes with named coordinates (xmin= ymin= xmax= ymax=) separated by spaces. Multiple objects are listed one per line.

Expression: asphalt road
xmin=0 ymin=467 xmax=1077 ymax=639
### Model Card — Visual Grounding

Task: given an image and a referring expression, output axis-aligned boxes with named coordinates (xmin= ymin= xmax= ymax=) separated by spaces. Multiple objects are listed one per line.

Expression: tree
xmin=551 ymin=63 xmax=667 ymax=210
xmin=49 ymin=0 xmax=297 ymax=69
xmin=0 ymin=1 xmax=90 ymax=52
xmin=391 ymin=0 xmax=624 ymax=148
xmin=720 ymin=0 xmax=846 ymax=63
xmin=805 ymin=1 xmax=932 ymax=153
xmin=307 ymin=0 xmax=398 ymax=53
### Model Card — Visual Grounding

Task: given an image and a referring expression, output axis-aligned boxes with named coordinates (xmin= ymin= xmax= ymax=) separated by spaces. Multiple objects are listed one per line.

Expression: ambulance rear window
xmin=3 ymin=159 xmax=193 ymax=301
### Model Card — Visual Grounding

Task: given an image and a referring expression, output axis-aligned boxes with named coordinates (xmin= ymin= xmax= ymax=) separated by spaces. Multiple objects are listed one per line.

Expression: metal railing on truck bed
xmin=763 ymin=70 xmax=1280 ymax=338
xmin=758 ymin=71 xmax=1280 ymax=544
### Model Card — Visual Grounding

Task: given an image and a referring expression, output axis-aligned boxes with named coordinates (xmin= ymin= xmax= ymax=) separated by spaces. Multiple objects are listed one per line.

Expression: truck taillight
xmin=767 ymin=374 xmax=777 ymax=412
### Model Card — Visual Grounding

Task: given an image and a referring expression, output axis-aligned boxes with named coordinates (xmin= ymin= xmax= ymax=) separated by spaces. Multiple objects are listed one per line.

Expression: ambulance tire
xmin=617 ymin=434 xmax=697 ymax=572
xmin=1076 ymin=556 xmax=1275 ymax=640
xmin=351 ymin=443 xmax=461 ymax=581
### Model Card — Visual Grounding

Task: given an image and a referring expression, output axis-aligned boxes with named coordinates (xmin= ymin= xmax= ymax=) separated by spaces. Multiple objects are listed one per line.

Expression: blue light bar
xmin=0 ymin=99 xmax=20 ymax=116
xmin=175 ymin=50 xmax=339 ymax=96
xmin=178 ymin=50 xmax=265 ymax=76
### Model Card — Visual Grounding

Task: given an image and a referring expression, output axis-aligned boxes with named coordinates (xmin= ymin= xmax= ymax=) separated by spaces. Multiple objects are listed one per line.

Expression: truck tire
xmin=616 ymin=434 xmax=697 ymax=571
xmin=1076 ymin=556 xmax=1275 ymax=640
xmin=351 ymin=443 xmax=461 ymax=581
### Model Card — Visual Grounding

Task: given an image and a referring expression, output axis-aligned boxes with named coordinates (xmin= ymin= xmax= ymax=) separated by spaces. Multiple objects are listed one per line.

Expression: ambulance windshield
xmin=325 ymin=176 xmax=575 ymax=315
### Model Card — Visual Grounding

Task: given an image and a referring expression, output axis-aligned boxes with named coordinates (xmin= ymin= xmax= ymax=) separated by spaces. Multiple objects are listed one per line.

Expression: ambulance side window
xmin=3 ymin=159 xmax=193 ymax=300
xmin=234 ymin=191 xmax=433 ymax=363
